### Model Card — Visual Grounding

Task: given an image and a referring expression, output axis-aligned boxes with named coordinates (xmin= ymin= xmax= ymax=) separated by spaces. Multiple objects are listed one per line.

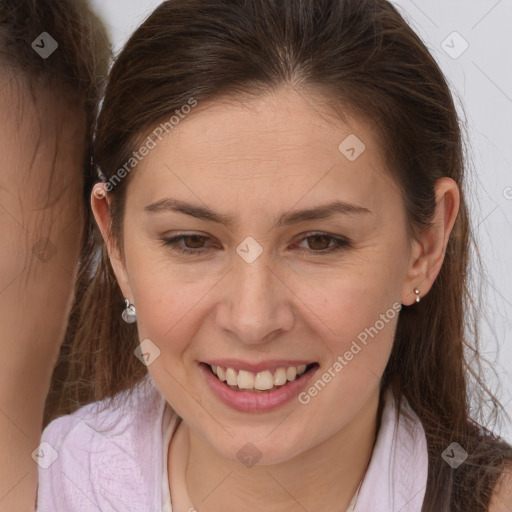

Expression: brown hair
xmin=0 ymin=0 xmax=111 ymax=424
xmin=61 ymin=0 xmax=512 ymax=510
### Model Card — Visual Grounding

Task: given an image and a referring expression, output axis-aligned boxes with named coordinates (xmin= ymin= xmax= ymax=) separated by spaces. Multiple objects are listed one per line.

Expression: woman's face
xmin=96 ymin=85 xmax=423 ymax=465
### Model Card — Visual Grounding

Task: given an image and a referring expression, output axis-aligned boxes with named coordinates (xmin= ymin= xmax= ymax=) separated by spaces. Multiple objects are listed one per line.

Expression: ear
xmin=401 ymin=177 xmax=460 ymax=305
xmin=91 ymin=183 xmax=134 ymax=301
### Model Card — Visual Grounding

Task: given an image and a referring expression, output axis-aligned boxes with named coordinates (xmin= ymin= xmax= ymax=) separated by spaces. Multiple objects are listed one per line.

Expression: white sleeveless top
xmin=161 ymin=387 xmax=427 ymax=511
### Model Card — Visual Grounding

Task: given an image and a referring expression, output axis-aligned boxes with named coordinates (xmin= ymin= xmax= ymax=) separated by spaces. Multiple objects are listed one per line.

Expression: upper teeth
xmin=211 ymin=364 xmax=308 ymax=391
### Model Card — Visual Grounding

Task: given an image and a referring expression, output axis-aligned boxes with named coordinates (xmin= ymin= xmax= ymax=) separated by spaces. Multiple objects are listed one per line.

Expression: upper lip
xmin=201 ymin=359 xmax=315 ymax=373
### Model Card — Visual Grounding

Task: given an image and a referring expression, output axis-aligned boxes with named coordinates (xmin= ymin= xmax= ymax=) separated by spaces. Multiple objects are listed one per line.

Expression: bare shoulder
xmin=489 ymin=465 xmax=512 ymax=512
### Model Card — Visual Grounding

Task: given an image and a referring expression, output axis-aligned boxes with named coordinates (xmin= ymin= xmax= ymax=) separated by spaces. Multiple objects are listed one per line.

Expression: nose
xmin=215 ymin=253 xmax=294 ymax=345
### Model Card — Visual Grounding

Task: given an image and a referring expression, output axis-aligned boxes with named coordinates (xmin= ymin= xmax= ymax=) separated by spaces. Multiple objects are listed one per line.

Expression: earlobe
xmin=400 ymin=238 xmax=427 ymax=306
xmin=401 ymin=177 xmax=460 ymax=305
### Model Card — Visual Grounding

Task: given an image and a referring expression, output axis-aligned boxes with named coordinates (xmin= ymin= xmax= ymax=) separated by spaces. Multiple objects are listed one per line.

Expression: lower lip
xmin=199 ymin=363 xmax=318 ymax=413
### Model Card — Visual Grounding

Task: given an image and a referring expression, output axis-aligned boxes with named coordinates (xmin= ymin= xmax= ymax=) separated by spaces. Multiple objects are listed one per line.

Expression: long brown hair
xmin=57 ymin=1 xmax=512 ymax=510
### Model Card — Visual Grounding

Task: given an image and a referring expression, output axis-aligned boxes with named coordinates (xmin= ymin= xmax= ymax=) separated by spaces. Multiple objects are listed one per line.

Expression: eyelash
xmin=159 ymin=232 xmax=351 ymax=256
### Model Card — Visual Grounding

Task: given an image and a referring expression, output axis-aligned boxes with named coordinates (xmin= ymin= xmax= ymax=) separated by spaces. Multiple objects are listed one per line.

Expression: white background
xmin=89 ymin=0 xmax=512 ymax=442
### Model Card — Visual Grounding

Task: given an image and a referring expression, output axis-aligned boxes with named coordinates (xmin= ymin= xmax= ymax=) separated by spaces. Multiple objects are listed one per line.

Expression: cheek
xmin=127 ymin=255 xmax=224 ymax=367
xmin=122 ymin=234 xmax=200 ymax=339
xmin=293 ymin=276 xmax=400 ymax=427
xmin=294 ymin=275 xmax=399 ymax=373
xmin=291 ymin=240 xmax=405 ymax=327
xmin=283 ymin=245 xmax=404 ymax=386
xmin=132 ymin=281 xmax=201 ymax=349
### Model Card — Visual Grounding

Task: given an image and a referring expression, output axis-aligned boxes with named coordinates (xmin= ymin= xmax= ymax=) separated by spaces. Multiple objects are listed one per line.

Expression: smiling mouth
xmin=206 ymin=363 xmax=318 ymax=393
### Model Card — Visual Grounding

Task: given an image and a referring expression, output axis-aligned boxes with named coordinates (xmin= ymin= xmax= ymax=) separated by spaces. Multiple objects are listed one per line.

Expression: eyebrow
xmin=144 ymin=197 xmax=372 ymax=228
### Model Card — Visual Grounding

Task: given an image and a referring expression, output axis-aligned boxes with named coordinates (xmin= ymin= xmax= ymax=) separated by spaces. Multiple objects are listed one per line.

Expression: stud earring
xmin=122 ymin=298 xmax=137 ymax=323
xmin=92 ymin=183 xmax=107 ymax=199
xmin=414 ymin=288 xmax=421 ymax=303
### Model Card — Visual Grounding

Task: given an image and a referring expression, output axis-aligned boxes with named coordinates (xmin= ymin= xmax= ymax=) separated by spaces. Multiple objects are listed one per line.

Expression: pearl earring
xmin=122 ymin=299 xmax=137 ymax=323
xmin=414 ymin=288 xmax=421 ymax=303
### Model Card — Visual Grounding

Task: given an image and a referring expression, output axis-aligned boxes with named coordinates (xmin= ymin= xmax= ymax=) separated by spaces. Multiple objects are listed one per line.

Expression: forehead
xmin=0 ymin=79 xmax=85 ymax=167
xmin=128 ymin=86 xmax=395 ymax=215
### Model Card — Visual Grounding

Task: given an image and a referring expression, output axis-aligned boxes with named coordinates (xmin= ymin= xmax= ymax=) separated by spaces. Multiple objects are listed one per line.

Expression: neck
xmin=176 ymin=388 xmax=380 ymax=512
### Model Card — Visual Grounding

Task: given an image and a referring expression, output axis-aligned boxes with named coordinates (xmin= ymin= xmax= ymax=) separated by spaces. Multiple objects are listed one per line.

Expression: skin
xmin=489 ymin=469 xmax=512 ymax=511
xmin=0 ymin=77 xmax=85 ymax=511
xmin=92 ymin=84 xmax=459 ymax=511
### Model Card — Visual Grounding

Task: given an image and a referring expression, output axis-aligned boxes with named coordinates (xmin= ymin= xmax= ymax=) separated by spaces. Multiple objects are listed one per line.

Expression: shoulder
xmin=41 ymin=375 xmax=163 ymax=448
xmin=37 ymin=375 xmax=168 ymax=511
xmin=488 ymin=465 xmax=512 ymax=512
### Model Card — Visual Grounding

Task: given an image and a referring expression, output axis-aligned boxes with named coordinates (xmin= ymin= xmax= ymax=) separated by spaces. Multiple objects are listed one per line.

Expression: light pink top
xmin=36 ymin=374 xmax=428 ymax=511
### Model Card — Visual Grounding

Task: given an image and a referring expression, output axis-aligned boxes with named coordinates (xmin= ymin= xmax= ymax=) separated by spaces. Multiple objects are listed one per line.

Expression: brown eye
xmin=294 ymin=232 xmax=351 ymax=255
xmin=160 ymin=234 xmax=214 ymax=255
xmin=182 ymin=235 xmax=208 ymax=249
xmin=305 ymin=234 xmax=332 ymax=251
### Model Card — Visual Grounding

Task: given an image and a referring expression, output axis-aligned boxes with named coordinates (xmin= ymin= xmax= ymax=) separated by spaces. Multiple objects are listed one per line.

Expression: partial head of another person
xmin=0 ymin=0 xmax=111 ymax=427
